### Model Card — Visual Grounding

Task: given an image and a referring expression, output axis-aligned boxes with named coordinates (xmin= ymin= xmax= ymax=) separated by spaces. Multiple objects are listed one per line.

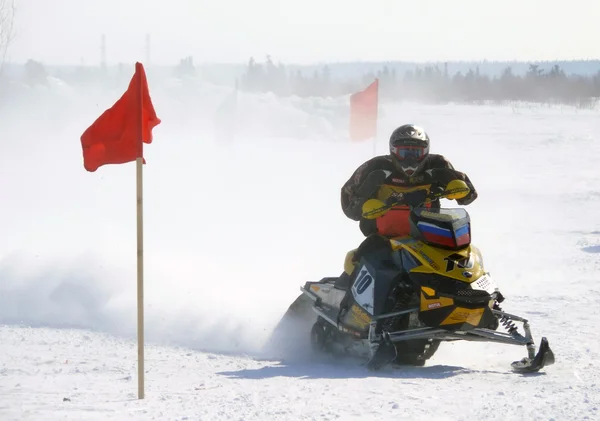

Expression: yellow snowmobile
xmin=270 ymin=179 xmax=555 ymax=372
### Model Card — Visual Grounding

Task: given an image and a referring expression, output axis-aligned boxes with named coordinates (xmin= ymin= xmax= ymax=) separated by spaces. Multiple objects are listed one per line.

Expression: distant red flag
xmin=349 ymin=79 xmax=378 ymax=141
xmin=80 ymin=62 xmax=161 ymax=172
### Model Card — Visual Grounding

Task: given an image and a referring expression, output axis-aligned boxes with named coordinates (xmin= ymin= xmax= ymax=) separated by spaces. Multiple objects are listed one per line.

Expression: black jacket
xmin=340 ymin=153 xmax=478 ymax=235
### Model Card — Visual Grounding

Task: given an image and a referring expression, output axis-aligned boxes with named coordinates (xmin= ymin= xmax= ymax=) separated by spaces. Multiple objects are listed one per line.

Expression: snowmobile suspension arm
xmin=385 ymin=327 xmax=533 ymax=347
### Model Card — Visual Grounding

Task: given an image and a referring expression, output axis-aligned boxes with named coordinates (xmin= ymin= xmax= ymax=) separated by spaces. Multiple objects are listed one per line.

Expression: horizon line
xmin=5 ymin=57 xmax=600 ymax=68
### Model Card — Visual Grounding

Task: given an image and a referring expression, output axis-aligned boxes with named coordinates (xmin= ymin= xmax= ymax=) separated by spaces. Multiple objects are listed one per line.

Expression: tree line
xmin=238 ymin=56 xmax=600 ymax=107
xmin=6 ymin=54 xmax=600 ymax=109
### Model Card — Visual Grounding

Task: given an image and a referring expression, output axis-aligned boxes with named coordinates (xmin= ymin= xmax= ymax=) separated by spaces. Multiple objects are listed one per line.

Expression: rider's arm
xmin=341 ymin=157 xmax=387 ymax=221
xmin=430 ymin=155 xmax=478 ymax=205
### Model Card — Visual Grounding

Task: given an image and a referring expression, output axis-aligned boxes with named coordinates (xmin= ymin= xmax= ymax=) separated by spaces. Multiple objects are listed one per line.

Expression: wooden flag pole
xmin=136 ymin=156 xmax=145 ymax=399
xmin=135 ymin=63 xmax=145 ymax=400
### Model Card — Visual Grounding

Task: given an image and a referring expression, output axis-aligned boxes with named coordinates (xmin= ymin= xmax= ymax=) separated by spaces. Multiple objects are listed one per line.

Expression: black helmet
xmin=389 ymin=124 xmax=430 ymax=176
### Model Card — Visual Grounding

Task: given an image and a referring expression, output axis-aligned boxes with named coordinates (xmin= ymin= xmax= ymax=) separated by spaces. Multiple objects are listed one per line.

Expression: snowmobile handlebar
xmin=361 ymin=179 xmax=471 ymax=220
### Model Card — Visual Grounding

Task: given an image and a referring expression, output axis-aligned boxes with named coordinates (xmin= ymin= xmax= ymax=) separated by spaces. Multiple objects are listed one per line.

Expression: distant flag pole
xmin=349 ymin=78 xmax=379 ymax=154
xmin=80 ymin=62 xmax=161 ymax=399
xmin=214 ymin=79 xmax=239 ymax=145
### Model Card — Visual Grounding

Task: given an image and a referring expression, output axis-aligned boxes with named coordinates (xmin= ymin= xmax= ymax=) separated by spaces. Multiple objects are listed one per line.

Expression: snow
xmin=1 ymin=77 xmax=600 ymax=420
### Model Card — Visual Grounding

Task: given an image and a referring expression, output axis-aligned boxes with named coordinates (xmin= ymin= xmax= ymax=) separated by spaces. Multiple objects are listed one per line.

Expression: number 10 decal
xmin=355 ymin=269 xmax=373 ymax=294
xmin=351 ymin=265 xmax=375 ymax=314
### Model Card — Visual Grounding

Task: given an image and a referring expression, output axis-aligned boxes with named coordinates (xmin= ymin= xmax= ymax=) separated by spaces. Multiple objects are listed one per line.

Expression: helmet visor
xmin=390 ymin=145 xmax=427 ymax=162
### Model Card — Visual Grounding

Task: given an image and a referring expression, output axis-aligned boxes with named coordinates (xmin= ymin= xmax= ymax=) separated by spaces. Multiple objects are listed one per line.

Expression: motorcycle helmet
xmin=389 ymin=124 xmax=430 ymax=176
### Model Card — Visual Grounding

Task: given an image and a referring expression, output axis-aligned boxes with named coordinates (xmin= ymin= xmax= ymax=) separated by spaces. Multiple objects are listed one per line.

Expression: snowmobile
xmin=271 ymin=176 xmax=555 ymax=373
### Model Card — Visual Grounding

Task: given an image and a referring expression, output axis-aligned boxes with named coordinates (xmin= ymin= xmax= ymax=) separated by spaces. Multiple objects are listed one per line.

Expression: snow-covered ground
xmin=2 ymin=323 xmax=597 ymax=421
xmin=1 ymin=77 xmax=600 ymax=420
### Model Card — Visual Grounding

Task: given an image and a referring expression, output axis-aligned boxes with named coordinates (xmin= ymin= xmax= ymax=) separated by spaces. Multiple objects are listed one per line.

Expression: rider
xmin=340 ymin=124 xmax=478 ymax=261
xmin=338 ymin=123 xmax=478 ymax=369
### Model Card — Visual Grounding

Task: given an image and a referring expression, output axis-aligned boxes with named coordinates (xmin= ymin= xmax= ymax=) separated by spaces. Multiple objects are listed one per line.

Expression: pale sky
xmin=8 ymin=0 xmax=600 ymax=66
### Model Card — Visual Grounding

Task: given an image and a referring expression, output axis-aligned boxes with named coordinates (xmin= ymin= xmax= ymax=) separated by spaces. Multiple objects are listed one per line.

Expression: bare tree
xmin=0 ymin=0 xmax=15 ymax=74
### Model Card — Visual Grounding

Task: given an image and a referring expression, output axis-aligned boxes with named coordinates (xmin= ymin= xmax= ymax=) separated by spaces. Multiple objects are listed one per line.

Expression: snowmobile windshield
xmin=410 ymin=207 xmax=472 ymax=249
xmin=412 ymin=207 xmax=469 ymax=223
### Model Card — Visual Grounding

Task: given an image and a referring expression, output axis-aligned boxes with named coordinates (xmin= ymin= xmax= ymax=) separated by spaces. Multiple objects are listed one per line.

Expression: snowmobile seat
xmin=334 ymin=271 xmax=353 ymax=290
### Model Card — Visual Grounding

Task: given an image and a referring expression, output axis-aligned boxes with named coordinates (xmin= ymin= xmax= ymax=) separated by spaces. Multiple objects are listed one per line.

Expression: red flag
xmin=80 ymin=62 xmax=161 ymax=172
xmin=349 ymin=79 xmax=378 ymax=141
